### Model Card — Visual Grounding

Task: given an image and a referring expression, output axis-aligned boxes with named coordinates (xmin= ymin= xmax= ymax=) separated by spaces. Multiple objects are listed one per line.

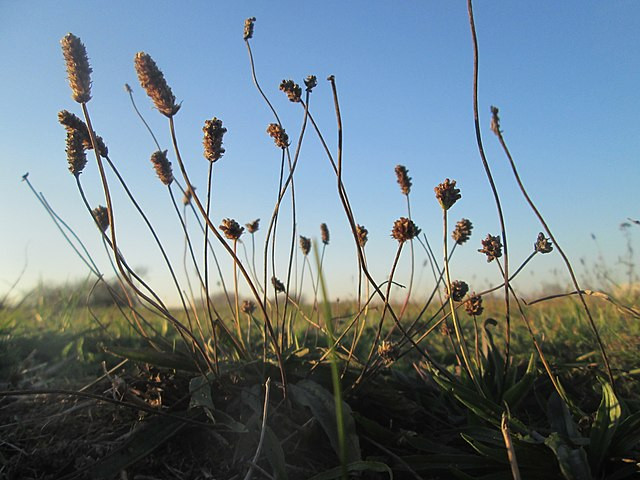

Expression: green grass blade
xmin=588 ymin=379 xmax=621 ymax=472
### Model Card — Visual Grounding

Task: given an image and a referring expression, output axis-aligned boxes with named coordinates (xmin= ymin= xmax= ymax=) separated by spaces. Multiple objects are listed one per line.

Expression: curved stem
xmin=466 ymin=0 xmax=511 ymax=372
xmin=492 ymin=113 xmax=615 ymax=390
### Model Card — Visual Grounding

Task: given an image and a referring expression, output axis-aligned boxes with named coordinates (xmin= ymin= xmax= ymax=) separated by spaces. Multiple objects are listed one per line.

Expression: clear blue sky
xmin=2 ymin=1 xmax=639 ymax=305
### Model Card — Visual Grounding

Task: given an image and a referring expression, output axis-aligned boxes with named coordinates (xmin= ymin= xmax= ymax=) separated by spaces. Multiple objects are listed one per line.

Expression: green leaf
xmin=430 ymin=369 xmax=527 ymax=432
xmin=461 ymin=433 xmax=508 ymax=464
xmin=106 ymin=346 xmax=199 ymax=371
xmin=547 ymin=392 xmax=584 ymax=444
xmin=502 ymin=353 xmax=536 ymax=408
xmin=88 ymin=414 xmax=187 ymax=478
xmin=609 ymin=411 xmax=640 ymax=456
xmin=588 ymin=379 xmax=621 ymax=471
xmin=290 ymin=379 xmax=361 ymax=464
xmin=544 ymin=432 xmax=592 ymax=480
xmin=264 ymin=426 xmax=288 ymax=480
xmin=307 ymin=461 xmax=393 ymax=480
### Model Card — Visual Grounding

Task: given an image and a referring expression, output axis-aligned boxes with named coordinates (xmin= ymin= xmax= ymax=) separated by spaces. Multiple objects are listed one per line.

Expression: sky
xmin=1 ymin=1 xmax=639 ymax=306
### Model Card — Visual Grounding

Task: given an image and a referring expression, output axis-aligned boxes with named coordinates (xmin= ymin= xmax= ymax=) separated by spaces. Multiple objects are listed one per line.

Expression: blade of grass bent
xmin=314 ymin=240 xmax=348 ymax=480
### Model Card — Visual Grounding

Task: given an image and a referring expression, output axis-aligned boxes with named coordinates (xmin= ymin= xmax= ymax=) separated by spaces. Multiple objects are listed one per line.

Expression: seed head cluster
xmin=448 ymin=280 xmax=469 ymax=302
xmin=246 ymin=219 xmax=260 ymax=234
xmin=61 ymin=33 xmax=92 ymax=103
xmin=391 ymin=217 xmax=421 ymax=243
xmin=490 ymin=106 xmax=501 ymax=136
xmin=299 ymin=236 xmax=311 ymax=256
xmin=279 ymin=80 xmax=302 ymax=102
xmin=243 ymin=17 xmax=256 ymax=40
xmin=394 ymin=165 xmax=412 ymax=195
xmin=452 ymin=218 xmax=473 ymax=245
xmin=241 ymin=300 xmax=256 ymax=315
xmin=271 ymin=276 xmax=285 ymax=294
xmin=534 ymin=232 xmax=553 ymax=254
xmin=134 ymin=52 xmax=180 ymax=117
xmin=58 ymin=110 xmax=108 ymax=157
xmin=150 ymin=150 xmax=173 ymax=186
xmin=356 ymin=225 xmax=369 ymax=247
xmin=65 ymin=129 xmax=87 ymax=176
xmin=435 ymin=178 xmax=461 ymax=211
xmin=479 ymin=234 xmax=502 ymax=262
xmin=92 ymin=206 xmax=109 ymax=232
xmin=267 ymin=123 xmax=289 ymax=149
xmin=304 ymin=75 xmax=317 ymax=92
xmin=220 ymin=218 xmax=244 ymax=240
xmin=377 ymin=340 xmax=396 ymax=366
xmin=320 ymin=223 xmax=330 ymax=245
xmin=203 ymin=118 xmax=227 ymax=163
xmin=464 ymin=293 xmax=484 ymax=316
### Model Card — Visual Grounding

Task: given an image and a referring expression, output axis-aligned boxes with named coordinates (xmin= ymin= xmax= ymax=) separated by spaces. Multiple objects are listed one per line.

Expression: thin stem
xmin=443 ymin=210 xmax=482 ymax=393
xmin=168 ymin=116 xmax=286 ymax=390
xmin=466 ymin=0 xmax=511 ymax=372
xmin=399 ymin=195 xmax=415 ymax=321
xmin=357 ymin=243 xmax=404 ymax=383
xmin=80 ymin=103 xmax=212 ymax=373
xmin=233 ymin=239 xmax=247 ymax=353
xmin=492 ymin=111 xmax=615 ymax=389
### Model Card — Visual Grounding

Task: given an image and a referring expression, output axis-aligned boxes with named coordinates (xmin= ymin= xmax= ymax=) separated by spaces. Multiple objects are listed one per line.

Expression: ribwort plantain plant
xmin=13 ymin=4 xmax=639 ymax=478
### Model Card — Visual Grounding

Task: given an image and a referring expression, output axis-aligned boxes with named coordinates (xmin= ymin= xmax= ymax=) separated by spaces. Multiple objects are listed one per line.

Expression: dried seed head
xmin=394 ymin=165 xmax=412 ymax=195
xmin=58 ymin=110 xmax=108 ymax=157
xmin=279 ymin=79 xmax=302 ymax=102
xmin=391 ymin=217 xmax=421 ymax=243
xmin=464 ymin=293 xmax=484 ymax=316
xmin=377 ymin=340 xmax=396 ymax=366
xmin=243 ymin=17 xmax=256 ymax=40
xmin=267 ymin=123 xmax=289 ymax=148
xmin=448 ymin=280 xmax=469 ymax=302
xmin=58 ymin=109 xmax=87 ymax=134
xmin=490 ymin=106 xmax=501 ymax=136
xmin=320 ymin=223 xmax=330 ymax=245
xmin=479 ymin=234 xmax=502 ymax=262
xmin=271 ymin=276 xmax=285 ymax=294
xmin=241 ymin=300 xmax=256 ymax=315
xmin=534 ymin=232 xmax=553 ymax=254
xmin=299 ymin=235 xmax=311 ymax=256
xmin=356 ymin=224 xmax=369 ymax=247
xmin=150 ymin=150 xmax=173 ymax=185
xmin=246 ymin=219 xmax=260 ymax=234
xmin=92 ymin=205 xmax=109 ymax=232
xmin=304 ymin=75 xmax=317 ymax=92
xmin=124 ymin=83 xmax=133 ymax=94
xmin=134 ymin=52 xmax=180 ymax=117
xmin=61 ymin=33 xmax=92 ymax=103
xmin=182 ymin=186 xmax=195 ymax=206
xmin=435 ymin=178 xmax=461 ymax=211
xmin=220 ymin=218 xmax=244 ymax=240
xmin=65 ymin=129 xmax=87 ymax=176
xmin=203 ymin=118 xmax=227 ymax=162
xmin=452 ymin=218 xmax=473 ymax=245
xmin=440 ymin=321 xmax=451 ymax=337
